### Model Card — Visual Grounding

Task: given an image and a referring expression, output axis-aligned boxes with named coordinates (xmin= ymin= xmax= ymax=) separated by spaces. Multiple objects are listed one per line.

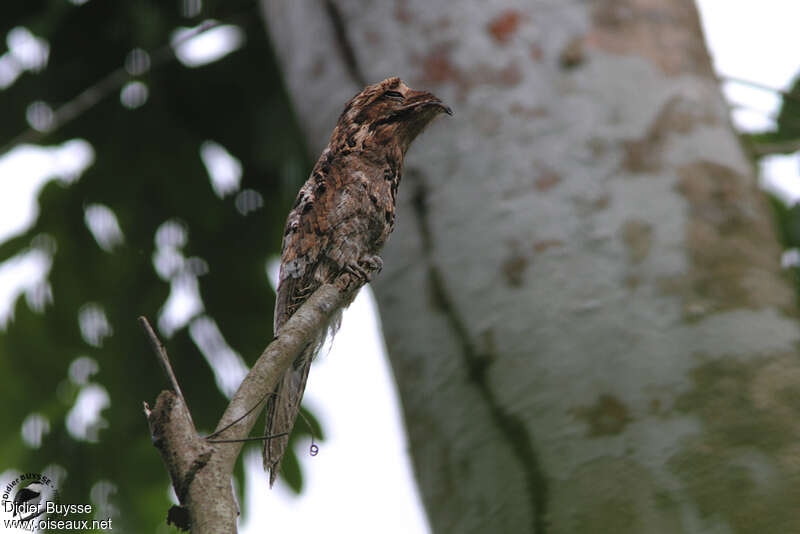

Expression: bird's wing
xmin=267 ymin=153 xmax=372 ymax=485
xmin=266 ymin=158 xmax=343 ymax=485
xmin=273 ymin=167 xmax=338 ymax=333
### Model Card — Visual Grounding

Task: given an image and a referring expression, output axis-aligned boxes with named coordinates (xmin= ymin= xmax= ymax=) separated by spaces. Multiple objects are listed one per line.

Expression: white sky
xmin=2 ymin=3 xmax=800 ymax=533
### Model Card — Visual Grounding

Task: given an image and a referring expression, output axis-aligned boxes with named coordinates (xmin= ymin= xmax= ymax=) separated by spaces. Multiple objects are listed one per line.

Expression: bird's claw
xmin=343 ymin=255 xmax=383 ymax=287
xmin=345 ymin=262 xmax=370 ymax=282
xmin=361 ymin=255 xmax=383 ymax=276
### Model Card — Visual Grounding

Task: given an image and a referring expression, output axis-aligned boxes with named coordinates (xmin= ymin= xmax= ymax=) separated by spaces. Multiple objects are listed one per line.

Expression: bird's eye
xmin=384 ymin=90 xmax=404 ymax=100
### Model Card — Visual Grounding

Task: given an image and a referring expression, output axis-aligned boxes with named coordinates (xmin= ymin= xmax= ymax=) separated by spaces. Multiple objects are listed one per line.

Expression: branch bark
xmin=142 ymin=283 xmax=350 ymax=533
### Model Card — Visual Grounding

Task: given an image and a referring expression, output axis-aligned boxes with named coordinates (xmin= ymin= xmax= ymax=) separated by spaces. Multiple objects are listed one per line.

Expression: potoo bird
xmin=265 ymin=77 xmax=451 ymax=485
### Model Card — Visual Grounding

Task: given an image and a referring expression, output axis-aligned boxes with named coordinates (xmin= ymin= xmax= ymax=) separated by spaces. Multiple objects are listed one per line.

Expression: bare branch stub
xmin=138 ymin=316 xmax=195 ymax=431
xmin=145 ymin=390 xmax=211 ymax=531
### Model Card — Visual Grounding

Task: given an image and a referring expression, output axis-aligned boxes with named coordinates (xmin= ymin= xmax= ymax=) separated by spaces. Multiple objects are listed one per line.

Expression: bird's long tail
xmin=263 ymin=345 xmax=314 ymax=487
xmin=263 ymin=308 xmax=341 ymax=486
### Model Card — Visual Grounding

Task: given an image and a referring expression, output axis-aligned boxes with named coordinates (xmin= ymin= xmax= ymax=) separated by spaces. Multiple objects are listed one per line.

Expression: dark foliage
xmin=752 ymin=75 xmax=800 ymax=299
xmin=0 ymin=0 xmax=320 ymax=530
xmin=768 ymin=75 xmax=800 ymax=143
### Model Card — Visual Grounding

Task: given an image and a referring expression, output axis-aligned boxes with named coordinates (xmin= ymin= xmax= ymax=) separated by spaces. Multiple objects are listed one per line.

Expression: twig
xmin=205 ymin=390 xmax=279 ymax=440
xmin=748 ymin=138 xmax=800 ymax=157
xmin=721 ymin=75 xmax=800 ymax=105
xmin=206 ymin=392 xmax=320 ymax=460
xmin=138 ymin=316 xmax=195 ymax=431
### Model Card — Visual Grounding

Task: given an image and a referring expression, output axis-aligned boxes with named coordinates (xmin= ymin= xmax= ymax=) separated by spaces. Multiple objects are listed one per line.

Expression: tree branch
xmin=721 ymin=75 xmax=800 ymax=104
xmin=139 ymin=316 xmax=195 ymax=431
xmin=747 ymin=138 xmax=800 ymax=157
xmin=143 ymin=283 xmax=351 ymax=533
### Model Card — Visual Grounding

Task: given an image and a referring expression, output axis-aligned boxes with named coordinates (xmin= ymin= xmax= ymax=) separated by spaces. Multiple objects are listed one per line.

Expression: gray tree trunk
xmin=262 ymin=1 xmax=800 ymax=532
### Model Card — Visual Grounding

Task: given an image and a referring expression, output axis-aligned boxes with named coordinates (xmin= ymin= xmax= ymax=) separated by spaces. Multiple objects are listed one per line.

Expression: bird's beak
xmin=406 ymin=90 xmax=453 ymax=116
xmin=435 ymin=101 xmax=454 ymax=116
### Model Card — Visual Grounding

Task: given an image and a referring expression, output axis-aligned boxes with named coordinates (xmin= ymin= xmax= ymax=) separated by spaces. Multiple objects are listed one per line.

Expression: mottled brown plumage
xmin=264 ymin=77 xmax=451 ymax=485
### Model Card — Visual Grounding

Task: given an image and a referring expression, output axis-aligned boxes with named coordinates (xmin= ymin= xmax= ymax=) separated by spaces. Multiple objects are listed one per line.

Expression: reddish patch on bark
xmin=475 ymin=108 xmax=503 ymax=135
xmin=530 ymin=43 xmax=544 ymax=61
xmin=534 ymin=168 xmax=562 ymax=191
xmin=587 ymin=0 xmax=714 ymax=77
xmin=494 ymin=62 xmax=523 ymax=86
xmin=416 ymin=46 xmax=523 ymax=98
xmin=421 ymin=48 xmax=460 ymax=84
xmin=502 ymin=250 xmax=529 ymax=287
xmin=572 ymin=394 xmax=632 ymax=437
xmin=364 ymin=30 xmax=381 ymax=45
xmin=394 ymin=0 xmax=413 ymax=24
xmin=488 ymin=10 xmax=525 ymax=44
xmin=509 ymin=103 xmax=547 ymax=119
xmin=533 ymin=239 xmax=563 ymax=253
xmin=509 ymin=103 xmax=547 ymax=120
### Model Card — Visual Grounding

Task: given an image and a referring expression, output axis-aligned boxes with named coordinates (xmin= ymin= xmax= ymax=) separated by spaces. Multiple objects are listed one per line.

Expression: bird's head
xmin=332 ymin=77 xmax=452 ymax=157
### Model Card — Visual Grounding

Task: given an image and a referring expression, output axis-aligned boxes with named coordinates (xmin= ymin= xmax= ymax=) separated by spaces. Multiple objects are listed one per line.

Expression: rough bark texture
xmin=262 ymin=1 xmax=800 ymax=532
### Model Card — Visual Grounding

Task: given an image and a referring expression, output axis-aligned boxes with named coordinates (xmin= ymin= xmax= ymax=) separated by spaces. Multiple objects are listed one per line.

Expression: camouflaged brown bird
xmin=265 ymin=77 xmax=451 ymax=485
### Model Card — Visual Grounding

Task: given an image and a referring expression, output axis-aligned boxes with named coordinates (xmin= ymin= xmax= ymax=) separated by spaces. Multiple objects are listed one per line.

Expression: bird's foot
xmin=344 ymin=261 xmax=370 ymax=282
xmin=360 ymin=255 xmax=383 ymax=277
xmin=339 ymin=255 xmax=383 ymax=290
